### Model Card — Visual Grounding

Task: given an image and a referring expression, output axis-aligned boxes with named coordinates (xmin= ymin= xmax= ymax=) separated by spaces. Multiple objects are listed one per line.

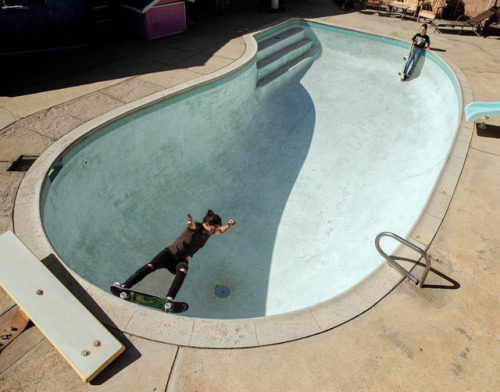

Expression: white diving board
xmin=0 ymin=231 xmax=124 ymax=382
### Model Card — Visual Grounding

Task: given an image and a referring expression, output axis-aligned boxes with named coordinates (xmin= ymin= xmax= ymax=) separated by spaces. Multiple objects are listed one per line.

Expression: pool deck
xmin=1 ymin=1 xmax=500 ymax=391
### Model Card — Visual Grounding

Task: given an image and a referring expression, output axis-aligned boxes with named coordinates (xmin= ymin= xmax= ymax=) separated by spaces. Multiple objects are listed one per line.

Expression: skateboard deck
xmin=398 ymin=56 xmax=408 ymax=81
xmin=109 ymin=284 xmax=188 ymax=313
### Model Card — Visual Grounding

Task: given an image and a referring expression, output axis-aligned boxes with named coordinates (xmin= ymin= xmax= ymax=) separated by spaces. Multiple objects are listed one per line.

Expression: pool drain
xmin=215 ymin=285 xmax=231 ymax=298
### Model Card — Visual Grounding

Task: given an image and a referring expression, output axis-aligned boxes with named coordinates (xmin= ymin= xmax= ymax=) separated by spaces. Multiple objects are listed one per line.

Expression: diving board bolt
xmin=36 ymin=289 xmax=44 ymax=295
xmin=81 ymin=350 xmax=91 ymax=357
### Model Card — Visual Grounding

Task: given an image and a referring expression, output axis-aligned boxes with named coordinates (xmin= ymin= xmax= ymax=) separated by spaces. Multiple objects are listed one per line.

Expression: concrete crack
xmin=469 ymin=146 xmax=500 ymax=158
xmin=165 ymin=346 xmax=180 ymax=392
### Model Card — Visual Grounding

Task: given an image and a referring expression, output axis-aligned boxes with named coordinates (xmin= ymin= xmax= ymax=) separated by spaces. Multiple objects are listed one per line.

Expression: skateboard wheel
xmin=119 ymin=292 xmax=128 ymax=299
xmin=164 ymin=303 xmax=172 ymax=311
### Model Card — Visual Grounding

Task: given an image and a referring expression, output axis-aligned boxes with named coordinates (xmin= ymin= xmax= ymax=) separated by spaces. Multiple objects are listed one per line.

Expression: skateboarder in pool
xmin=116 ymin=210 xmax=236 ymax=301
xmin=401 ymin=23 xmax=430 ymax=81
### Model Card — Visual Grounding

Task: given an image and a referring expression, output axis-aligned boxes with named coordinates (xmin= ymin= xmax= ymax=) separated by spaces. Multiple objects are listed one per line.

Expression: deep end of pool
xmin=14 ymin=18 xmax=472 ymax=348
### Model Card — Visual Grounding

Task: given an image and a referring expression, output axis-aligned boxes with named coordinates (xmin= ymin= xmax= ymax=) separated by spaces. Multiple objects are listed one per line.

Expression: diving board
xmin=464 ymin=101 xmax=500 ymax=122
xmin=0 ymin=231 xmax=124 ymax=382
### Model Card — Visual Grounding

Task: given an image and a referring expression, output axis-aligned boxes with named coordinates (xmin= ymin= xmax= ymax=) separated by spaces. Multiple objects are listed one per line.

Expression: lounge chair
xmin=417 ymin=0 xmax=447 ymax=22
xmin=485 ymin=21 xmax=500 ymax=37
xmin=404 ymin=0 xmax=423 ymax=17
xmin=483 ymin=8 xmax=500 ymax=37
xmin=430 ymin=9 xmax=496 ymax=35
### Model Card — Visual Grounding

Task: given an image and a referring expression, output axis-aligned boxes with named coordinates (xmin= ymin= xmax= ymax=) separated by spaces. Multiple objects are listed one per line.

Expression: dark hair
xmin=421 ymin=23 xmax=428 ymax=30
xmin=203 ymin=210 xmax=222 ymax=226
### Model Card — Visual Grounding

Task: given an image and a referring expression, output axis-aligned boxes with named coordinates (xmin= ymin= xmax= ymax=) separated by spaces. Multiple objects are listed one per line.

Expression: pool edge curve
xmin=13 ymin=18 xmax=473 ymax=349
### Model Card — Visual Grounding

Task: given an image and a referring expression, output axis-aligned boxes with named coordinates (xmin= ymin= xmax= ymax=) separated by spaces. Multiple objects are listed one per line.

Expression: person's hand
xmin=187 ymin=213 xmax=194 ymax=226
xmin=228 ymin=219 xmax=236 ymax=227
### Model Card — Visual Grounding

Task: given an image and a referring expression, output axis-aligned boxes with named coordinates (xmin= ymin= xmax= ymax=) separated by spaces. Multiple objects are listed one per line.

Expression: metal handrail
xmin=375 ymin=232 xmax=431 ymax=288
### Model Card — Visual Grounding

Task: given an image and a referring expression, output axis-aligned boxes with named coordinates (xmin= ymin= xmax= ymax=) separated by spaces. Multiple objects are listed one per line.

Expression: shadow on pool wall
xmin=41 ymin=33 xmax=320 ymax=319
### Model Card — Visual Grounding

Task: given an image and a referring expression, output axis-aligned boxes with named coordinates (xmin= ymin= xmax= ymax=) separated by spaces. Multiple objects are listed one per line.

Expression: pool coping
xmin=13 ymin=18 xmax=473 ymax=349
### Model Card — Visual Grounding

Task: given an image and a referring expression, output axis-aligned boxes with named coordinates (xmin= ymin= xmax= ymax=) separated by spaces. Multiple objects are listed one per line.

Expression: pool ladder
xmin=375 ymin=232 xmax=431 ymax=287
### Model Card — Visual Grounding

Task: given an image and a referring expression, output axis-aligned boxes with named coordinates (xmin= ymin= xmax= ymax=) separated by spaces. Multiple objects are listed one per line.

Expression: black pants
xmin=124 ymin=248 xmax=189 ymax=299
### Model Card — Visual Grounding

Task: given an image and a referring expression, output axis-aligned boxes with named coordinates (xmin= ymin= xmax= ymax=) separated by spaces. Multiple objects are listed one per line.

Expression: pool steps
xmin=256 ymin=53 xmax=315 ymax=88
xmin=255 ymin=26 xmax=317 ymax=88
xmin=257 ymin=39 xmax=313 ymax=81
xmin=256 ymin=27 xmax=306 ymax=61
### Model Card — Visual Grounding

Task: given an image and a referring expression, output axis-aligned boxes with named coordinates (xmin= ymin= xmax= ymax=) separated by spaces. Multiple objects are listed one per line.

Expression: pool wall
xmin=13 ymin=18 xmax=472 ymax=348
xmin=40 ymin=54 xmax=319 ymax=318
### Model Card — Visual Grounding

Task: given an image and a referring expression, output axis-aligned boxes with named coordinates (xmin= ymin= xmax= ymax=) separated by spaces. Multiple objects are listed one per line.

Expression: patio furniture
xmin=417 ymin=0 xmax=447 ymax=22
xmin=485 ymin=21 xmax=500 ymax=37
xmin=483 ymin=7 xmax=500 ymax=37
xmin=387 ymin=1 xmax=412 ymax=19
xmin=378 ymin=0 xmax=424 ymax=19
xmin=361 ymin=0 xmax=383 ymax=13
xmin=430 ymin=9 xmax=496 ymax=35
xmin=403 ymin=0 xmax=424 ymax=17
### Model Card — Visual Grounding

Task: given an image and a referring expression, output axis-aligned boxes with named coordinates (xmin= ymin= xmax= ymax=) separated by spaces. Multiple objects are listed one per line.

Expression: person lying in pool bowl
xmin=116 ymin=210 xmax=236 ymax=301
xmin=401 ymin=23 xmax=430 ymax=82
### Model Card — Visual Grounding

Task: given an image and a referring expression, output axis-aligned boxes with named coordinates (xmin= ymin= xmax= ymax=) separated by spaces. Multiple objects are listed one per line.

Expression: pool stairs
xmin=255 ymin=26 xmax=317 ymax=88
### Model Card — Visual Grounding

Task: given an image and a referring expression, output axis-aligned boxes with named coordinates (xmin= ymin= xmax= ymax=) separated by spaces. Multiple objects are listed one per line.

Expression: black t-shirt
xmin=412 ymin=33 xmax=430 ymax=49
xmin=168 ymin=222 xmax=210 ymax=259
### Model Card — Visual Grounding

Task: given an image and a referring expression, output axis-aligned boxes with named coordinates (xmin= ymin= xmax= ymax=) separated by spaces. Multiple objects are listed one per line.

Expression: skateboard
xmin=110 ymin=284 xmax=189 ymax=313
xmin=398 ymin=56 xmax=408 ymax=81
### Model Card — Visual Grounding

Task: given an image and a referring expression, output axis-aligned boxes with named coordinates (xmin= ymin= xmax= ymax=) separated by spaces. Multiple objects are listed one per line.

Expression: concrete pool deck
xmin=0 ymin=1 xmax=499 ymax=390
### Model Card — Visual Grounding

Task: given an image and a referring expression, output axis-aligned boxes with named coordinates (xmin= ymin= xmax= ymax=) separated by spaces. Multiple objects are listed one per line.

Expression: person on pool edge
xmin=116 ymin=210 xmax=236 ymax=302
xmin=401 ymin=23 xmax=430 ymax=81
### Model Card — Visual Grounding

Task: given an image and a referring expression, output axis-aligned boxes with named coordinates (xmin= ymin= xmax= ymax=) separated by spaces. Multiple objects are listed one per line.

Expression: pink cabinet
xmin=146 ymin=0 xmax=186 ymax=38
xmin=121 ymin=0 xmax=186 ymax=39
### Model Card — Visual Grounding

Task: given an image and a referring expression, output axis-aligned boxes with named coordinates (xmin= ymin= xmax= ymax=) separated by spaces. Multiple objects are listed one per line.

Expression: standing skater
xmin=116 ymin=210 xmax=236 ymax=301
xmin=401 ymin=23 xmax=430 ymax=81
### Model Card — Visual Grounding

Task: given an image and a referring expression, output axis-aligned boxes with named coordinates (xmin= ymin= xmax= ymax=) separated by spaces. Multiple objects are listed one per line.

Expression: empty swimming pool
xmin=40 ymin=20 xmax=460 ymax=320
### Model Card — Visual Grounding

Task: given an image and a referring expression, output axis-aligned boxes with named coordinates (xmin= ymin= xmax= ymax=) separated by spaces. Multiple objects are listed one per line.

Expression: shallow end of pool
xmin=12 ymin=18 xmax=475 ymax=349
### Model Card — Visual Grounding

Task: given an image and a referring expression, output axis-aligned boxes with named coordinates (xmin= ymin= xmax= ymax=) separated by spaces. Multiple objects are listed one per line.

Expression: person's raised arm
xmin=216 ymin=219 xmax=236 ymax=234
xmin=186 ymin=213 xmax=196 ymax=230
